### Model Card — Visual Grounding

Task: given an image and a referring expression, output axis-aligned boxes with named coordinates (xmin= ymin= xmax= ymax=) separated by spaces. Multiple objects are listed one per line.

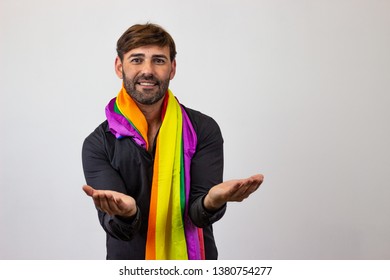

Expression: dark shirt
xmin=82 ymin=106 xmax=226 ymax=259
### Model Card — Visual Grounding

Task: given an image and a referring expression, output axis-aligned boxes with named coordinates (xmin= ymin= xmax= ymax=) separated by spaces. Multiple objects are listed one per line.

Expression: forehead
xmin=124 ymin=45 xmax=170 ymax=58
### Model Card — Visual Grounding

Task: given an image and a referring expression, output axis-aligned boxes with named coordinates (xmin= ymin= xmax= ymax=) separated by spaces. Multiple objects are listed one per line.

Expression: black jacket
xmin=82 ymin=106 xmax=226 ymax=259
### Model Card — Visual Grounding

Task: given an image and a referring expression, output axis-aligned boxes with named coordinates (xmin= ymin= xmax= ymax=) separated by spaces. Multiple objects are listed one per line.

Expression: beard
xmin=122 ymin=71 xmax=170 ymax=105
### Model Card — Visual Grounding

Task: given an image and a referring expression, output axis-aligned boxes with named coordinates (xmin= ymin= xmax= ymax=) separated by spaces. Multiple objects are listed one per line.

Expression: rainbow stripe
xmin=105 ymin=86 xmax=204 ymax=260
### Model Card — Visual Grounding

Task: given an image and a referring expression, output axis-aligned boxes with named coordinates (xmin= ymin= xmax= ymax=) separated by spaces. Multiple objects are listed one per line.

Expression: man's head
xmin=116 ymin=23 xmax=177 ymax=63
xmin=115 ymin=23 xmax=177 ymax=106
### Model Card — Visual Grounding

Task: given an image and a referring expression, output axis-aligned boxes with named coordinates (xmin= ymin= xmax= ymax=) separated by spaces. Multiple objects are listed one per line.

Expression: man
xmin=82 ymin=23 xmax=263 ymax=260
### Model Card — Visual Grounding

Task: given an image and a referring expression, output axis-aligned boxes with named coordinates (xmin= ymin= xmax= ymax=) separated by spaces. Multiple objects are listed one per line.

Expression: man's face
xmin=115 ymin=45 xmax=176 ymax=105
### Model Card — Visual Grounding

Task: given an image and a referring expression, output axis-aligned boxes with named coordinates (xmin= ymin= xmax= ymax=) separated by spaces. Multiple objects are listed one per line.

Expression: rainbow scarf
xmin=105 ymin=86 xmax=205 ymax=260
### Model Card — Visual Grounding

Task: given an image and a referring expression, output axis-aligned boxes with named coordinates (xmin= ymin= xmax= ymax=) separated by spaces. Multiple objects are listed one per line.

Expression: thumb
xmin=116 ymin=197 xmax=129 ymax=210
xmin=116 ymin=197 xmax=137 ymax=217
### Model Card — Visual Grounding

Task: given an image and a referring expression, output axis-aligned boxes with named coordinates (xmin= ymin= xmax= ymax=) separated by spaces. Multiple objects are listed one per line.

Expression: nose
xmin=141 ymin=60 xmax=154 ymax=75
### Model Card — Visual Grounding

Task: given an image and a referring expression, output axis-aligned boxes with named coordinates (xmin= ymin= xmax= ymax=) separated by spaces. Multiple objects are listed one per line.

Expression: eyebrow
xmin=128 ymin=53 xmax=169 ymax=60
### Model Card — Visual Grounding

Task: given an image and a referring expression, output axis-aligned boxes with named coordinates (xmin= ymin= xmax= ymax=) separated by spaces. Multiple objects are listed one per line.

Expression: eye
xmin=130 ymin=58 xmax=143 ymax=64
xmin=153 ymin=58 xmax=166 ymax=65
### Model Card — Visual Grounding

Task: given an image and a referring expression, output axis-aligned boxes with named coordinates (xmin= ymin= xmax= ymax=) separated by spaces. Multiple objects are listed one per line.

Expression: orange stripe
xmin=145 ymin=146 xmax=159 ymax=259
xmin=116 ymin=86 xmax=149 ymax=149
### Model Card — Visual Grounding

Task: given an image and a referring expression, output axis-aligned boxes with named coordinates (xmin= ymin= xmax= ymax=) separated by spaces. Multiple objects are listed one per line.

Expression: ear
xmin=114 ymin=56 xmax=123 ymax=79
xmin=169 ymin=59 xmax=176 ymax=80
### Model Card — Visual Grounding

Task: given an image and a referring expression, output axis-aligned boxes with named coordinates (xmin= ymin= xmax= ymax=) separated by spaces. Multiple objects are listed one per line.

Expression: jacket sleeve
xmin=188 ymin=115 xmax=227 ymax=227
xmin=82 ymin=125 xmax=141 ymax=241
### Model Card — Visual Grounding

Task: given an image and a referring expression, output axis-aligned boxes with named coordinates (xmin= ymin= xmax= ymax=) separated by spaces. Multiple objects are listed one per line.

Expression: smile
xmin=139 ymin=82 xmax=156 ymax=86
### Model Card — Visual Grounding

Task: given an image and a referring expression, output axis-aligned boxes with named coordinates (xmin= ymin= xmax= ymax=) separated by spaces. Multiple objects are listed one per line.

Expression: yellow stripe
xmin=154 ymin=91 xmax=188 ymax=259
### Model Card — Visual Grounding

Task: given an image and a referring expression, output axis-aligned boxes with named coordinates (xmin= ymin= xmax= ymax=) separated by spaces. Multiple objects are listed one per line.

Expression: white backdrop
xmin=1 ymin=0 xmax=389 ymax=259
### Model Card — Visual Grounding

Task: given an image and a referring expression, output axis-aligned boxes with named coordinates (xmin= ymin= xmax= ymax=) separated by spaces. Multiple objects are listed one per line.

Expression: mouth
xmin=136 ymin=80 xmax=159 ymax=90
xmin=138 ymin=82 xmax=157 ymax=86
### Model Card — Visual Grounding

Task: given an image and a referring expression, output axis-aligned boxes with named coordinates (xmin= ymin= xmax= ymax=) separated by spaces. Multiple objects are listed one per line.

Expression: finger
xmin=114 ymin=197 xmax=132 ymax=217
xmin=228 ymin=182 xmax=247 ymax=199
xmin=238 ymin=177 xmax=254 ymax=192
xmin=88 ymin=189 xmax=103 ymax=209
xmin=96 ymin=193 xmax=114 ymax=216
xmin=106 ymin=193 xmax=123 ymax=215
xmin=248 ymin=178 xmax=261 ymax=192
xmin=253 ymin=174 xmax=264 ymax=191
xmin=224 ymin=182 xmax=247 ymax=201
xmin=82 ymin=185 xmax=95 ymax=197
xmin=92 ymin=198 xmax=103 ymax=212
xmin=243 ymin=174 xmax=263 ymax=193
xmin=250 ymin=174 xmax=264 ymax=183
xmin=115 ymin=197 xmax=127 ymax=211
xmin=234 ymin=178 xmax=259 ymax=200
xmin=117 ymin=197 xmax=137 ymax=217
xmin=105 ymin=193 xmax=122 ymax=216
xmin=92 ymin=192 xmax=104 ymax=212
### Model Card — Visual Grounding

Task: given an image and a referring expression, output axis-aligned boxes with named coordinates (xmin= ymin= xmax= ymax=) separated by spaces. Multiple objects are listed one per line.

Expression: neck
xmin=135 ymin=97 xmax=165 ymax=151
xmin=136 ymin=98 xmax=163 ymax=127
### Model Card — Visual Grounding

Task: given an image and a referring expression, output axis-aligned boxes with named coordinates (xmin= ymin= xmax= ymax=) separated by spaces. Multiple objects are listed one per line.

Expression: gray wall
xmin=1 ymin=0 xmax=389 ymax=259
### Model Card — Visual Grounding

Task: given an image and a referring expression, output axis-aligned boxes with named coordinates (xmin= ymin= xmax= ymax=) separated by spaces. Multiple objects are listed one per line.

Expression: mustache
xmin=135 ymin=74 xmax=160 ymax=84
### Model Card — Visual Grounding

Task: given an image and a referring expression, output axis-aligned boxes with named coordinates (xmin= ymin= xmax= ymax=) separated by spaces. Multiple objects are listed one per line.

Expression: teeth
xmin=140 ymin=82 xmax=155 ymax=86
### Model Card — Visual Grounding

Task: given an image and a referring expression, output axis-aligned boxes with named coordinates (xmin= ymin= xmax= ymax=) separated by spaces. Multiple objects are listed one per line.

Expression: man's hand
xmin=82 ymin=185 xmax=137 ymax=218
xmin=203 ymin=174 xmax=264 ymax=211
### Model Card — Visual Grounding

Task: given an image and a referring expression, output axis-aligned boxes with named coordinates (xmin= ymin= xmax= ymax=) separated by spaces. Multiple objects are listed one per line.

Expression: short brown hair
xmin=116 ymin=23 xmax=177 ymax=61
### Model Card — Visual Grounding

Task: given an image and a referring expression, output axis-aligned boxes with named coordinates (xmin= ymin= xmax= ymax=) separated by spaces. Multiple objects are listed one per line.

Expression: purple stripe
xmin=105 ymin=98 xmax=147 ymax=149
xmin=181 ymin=104 xmax=199 ymax=259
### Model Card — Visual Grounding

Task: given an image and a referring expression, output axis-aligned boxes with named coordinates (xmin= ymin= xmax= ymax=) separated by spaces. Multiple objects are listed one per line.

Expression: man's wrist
xmin=203 ymin=194 xmax=224 ymax=212
xmin=124 ymin=207 xmax=137 ymax=218
xmin=116 ymin=207 xmax=138 ymax=222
